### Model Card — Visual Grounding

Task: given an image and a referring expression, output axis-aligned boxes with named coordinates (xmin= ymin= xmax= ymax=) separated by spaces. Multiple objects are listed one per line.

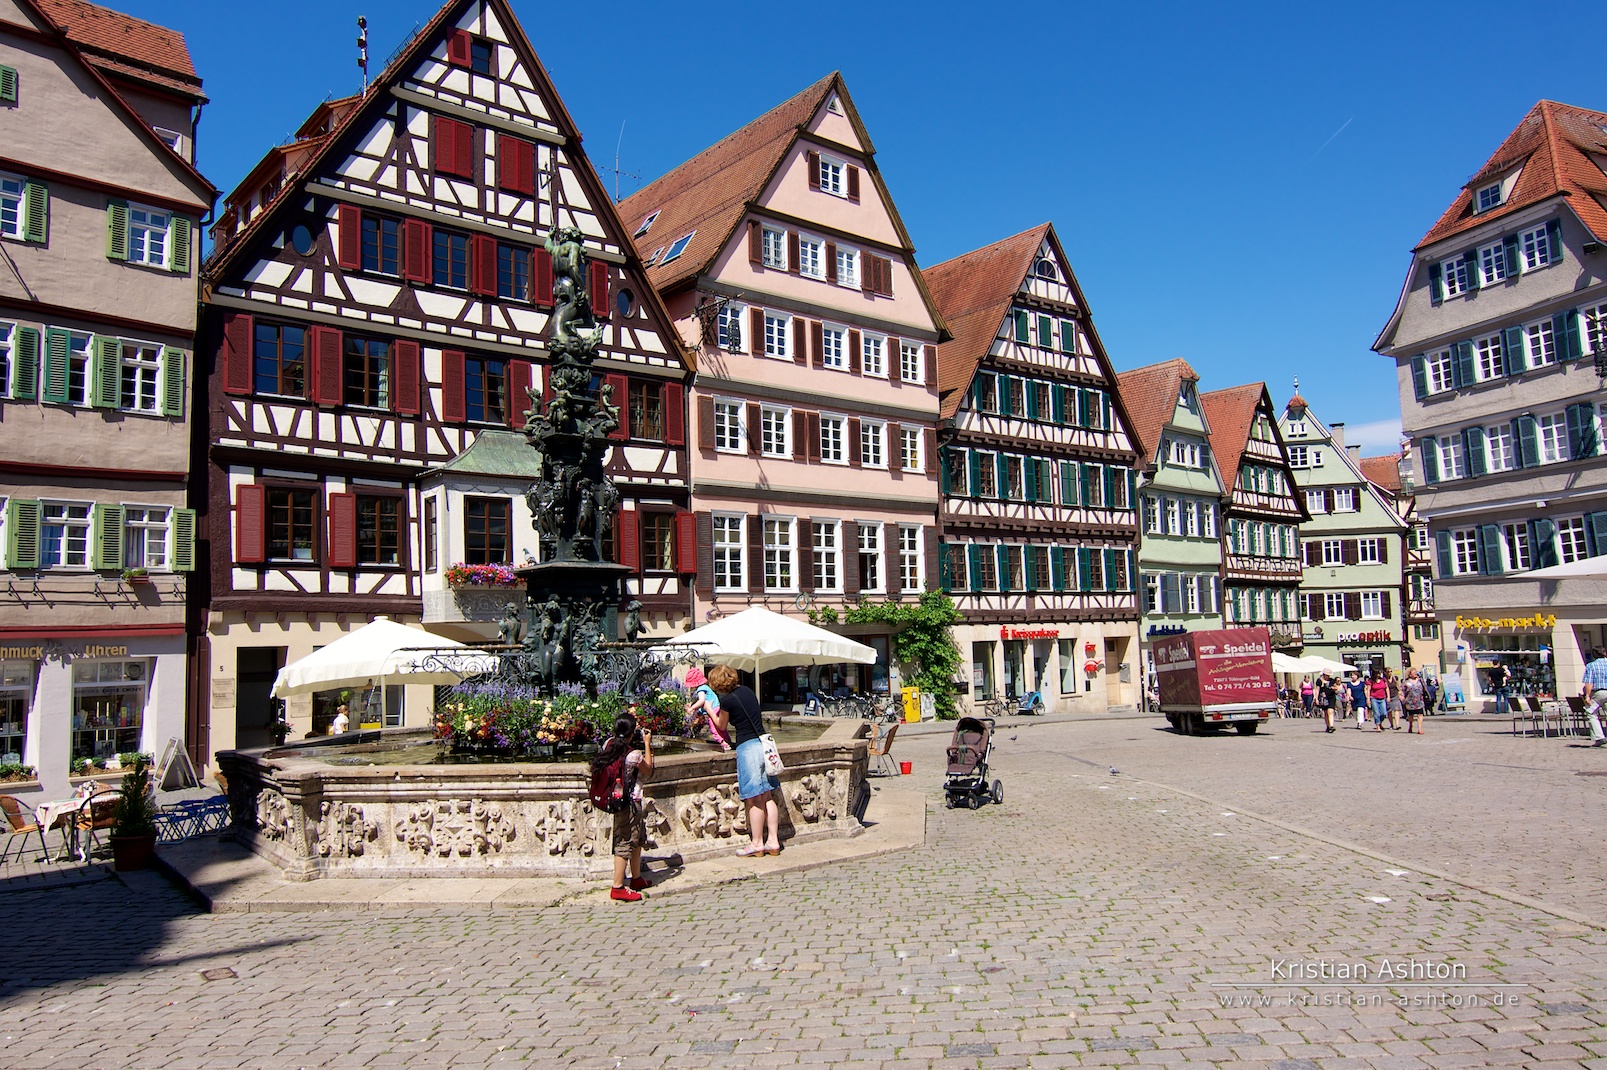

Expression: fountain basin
xmin=215 ymin=719 xmax=869 ymax=881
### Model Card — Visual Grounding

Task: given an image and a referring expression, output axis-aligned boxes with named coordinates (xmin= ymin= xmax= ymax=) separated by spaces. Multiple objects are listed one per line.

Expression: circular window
xmin=289 ymin=223 xmax=316 ymax=256
xmin=615 ymin=287 xmax=635 ymax=318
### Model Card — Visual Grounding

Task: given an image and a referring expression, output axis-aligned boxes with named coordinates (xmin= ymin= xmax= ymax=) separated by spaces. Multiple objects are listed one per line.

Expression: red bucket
xmin=899 ymin=761 xmax=912 ymax=775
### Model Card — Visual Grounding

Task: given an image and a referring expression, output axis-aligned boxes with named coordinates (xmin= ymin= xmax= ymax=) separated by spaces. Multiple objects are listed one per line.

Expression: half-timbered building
xmin=1115 ymin=359 xmax=1230 ymax=692
xmin=1199 ymin=383 xmax=1308 ymax=654
xmin=0 ymin=0 xmax=213 ymax=799
xmin=194 ymin=0 xmax=691 ymax=756
xmin=925 ymin=224 xmax=1143 ymax=714
xmin=616 ymin=74 xmax=946 ymax=706
xmin=1360 ymin=453 xmax=1440 ymax=675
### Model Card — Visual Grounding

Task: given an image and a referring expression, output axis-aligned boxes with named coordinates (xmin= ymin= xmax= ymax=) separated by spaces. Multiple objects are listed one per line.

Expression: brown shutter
xmin=663 ymin=383 xmax=685 ymax=446
xmin=860 ymin=259 xmax=872 ymax=294
xmin=532 ymin=247 xmax=555 ymax=308
xmin=589 ymin=260 xmax=610 ymax=319
xmin=748 ymin=220 xmax=762 ymax=264
xmin=235 ymin=483 xmax=266 ymax=564
xmin=924 ymin=526 xmax=940 ymax=591
xmin=403 ymin=219 xmax=432 ymax=283
xmin=806 ymin=412 xmax=821 ymax=462
xmin=792 ymin=316 xmax=807 ymax=365
xmin=447 ymin=28 xmax=472 ymax=67
xmin=748 ymin=514 xmax=765 ymax=590
xmin=1324 ymin=489 xmax=1335 ymax=513
xmin=1344 ymin=593 xmax=1361 ymax=620
xmin=848 ymin=329 xmax=861 ymax=374
xmin=888 ymin=335 xmax=902 ymax=384
xmin=848 ymin=417 xmax=861 ymax=467
xmin=787 ymin=232 xmax=800 ymax=275
xmin=923 ymin=344 xmax=936 ymax=385
xmin=1378 ymin=540 xmax=1388 ymax=564
xmin=1342 ymin=539 xmax=1358 ymax=565
xmin=698 ymin=395 xmax=716 ymax=450
xmin=746 ymin=401 xmax=760 ymax=452
xmin=441 ymin=349 xmax=466 ymax=422
xmin=843 ymin=521 xmax=860 ymax=597
xmin=507 ymin=360 xmax=532 ymax=428
xmin=1307 ymin=594 xmax=1325 ymax=621
xmin=924 ymin=428 xmax=938 ymax=476
xmin=806 ymin=151 xmax=821 ymax=190
xmin=221 ymin=312 xmax=253 ymax=396
xmin=337 ymin=204 xmax=361 ymax=270
xmin=811 ymin=321 xmax=824 ymax=368
xmin=309 ymin=326 xmax=343 ymax=407
xmin=392 ymin=339 xmax=421 ymax=415
xmin=1303 ymin=541 xmax=1318 ymax=566
xmin=749 ymin=308 xmax=763 ymax=354
xmin=798 ymin=521 xmax=815 ymax=593
xmin=694 ymin=512 xmax=714 ymax=596
xmin=470 ymin=234 xmax=497 ymax=296
xmin=1381 ymin=590 xmax=1392 ymax=618
xmin=825 ymin=242 xmax=837 ymax=283
xmin=327 ymin=492 xmax=358 ymax=569
xmin=675 ymin=512 xmax=697 ymax=574
xmin=617 ymin=509 xmax=639 ymax=571
xmin=846 ymin=165 xmax=860 ymax=201
xmin=793 ymin=411 xmax=808 ymax=461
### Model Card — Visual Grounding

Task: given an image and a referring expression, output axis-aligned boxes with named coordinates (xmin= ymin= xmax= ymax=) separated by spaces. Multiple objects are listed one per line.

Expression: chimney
xmin=1347 ymin=444 xmax=1362 ymax=464
xmin=1329 ymin=421 xmax=1345 ymax=449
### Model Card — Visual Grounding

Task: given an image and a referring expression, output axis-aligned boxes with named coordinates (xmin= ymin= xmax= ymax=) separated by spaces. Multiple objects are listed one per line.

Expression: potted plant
xmin=120 ymin=566 xmax=150 ymax=585
xmin=110 ymin=760 xmax=159 ymax=871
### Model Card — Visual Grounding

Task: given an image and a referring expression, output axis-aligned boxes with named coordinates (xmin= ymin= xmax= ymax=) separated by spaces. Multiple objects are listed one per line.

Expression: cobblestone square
xmin=3 ymin=715 xmax=1604 ymax=1069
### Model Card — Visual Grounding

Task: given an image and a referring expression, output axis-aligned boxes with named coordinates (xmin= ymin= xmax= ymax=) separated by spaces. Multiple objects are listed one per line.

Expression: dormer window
xmin=1476 ymin=183 xmax=1503 ymax=212
xmin=633 ymin=210 xmax=659 ymax=238
xmin=1178 ymin=381 xmax=1196 ymax=411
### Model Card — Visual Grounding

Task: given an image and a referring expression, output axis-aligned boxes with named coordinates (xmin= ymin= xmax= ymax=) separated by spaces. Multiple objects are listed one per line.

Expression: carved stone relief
xmin=790 ymin=770 xmax=844 ymax=823
xmin=678 ymin=784 xmax=746 ymax=839
xmin=318 ymin=800 xmax=378 ymax=857
xmin=394 ymin=799 xmax=518 ymax=858
xmin=255 ymin=788 xmax=292 ymax=841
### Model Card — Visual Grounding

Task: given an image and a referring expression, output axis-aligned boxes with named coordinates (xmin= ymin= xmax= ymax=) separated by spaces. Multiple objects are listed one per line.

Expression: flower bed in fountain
xmin=433 ymin=678 xmax=688 ymax=758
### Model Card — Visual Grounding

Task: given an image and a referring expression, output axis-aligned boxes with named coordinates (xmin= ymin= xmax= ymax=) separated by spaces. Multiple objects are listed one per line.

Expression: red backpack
xmin=589 ymin=748 xmax=630 ymax=814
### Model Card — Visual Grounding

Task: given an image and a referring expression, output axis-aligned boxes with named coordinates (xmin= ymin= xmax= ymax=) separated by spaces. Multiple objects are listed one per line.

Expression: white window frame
xmin=1451 ymin=528 xmax=1479 ymax=576
xmin=1426 ymin=348 xmax=1455 ymax=393
xmin=798 ymin=236 xmax=824 ymax=279
xmin=861 ymin=334 xmax=885 ymax=377
xmin=1305 ymin=489 xmax=1327 ymax=515
xmin=122 ymin=505 xmax=172 ymax=571
xmin=1185 ymin=500 xmax=1199 ymax=537
xmin=1321 ymin=539 xmax=1345 ymax=567
xmin=817 ymin=156 xmax=845 ymax=197
xmin=857 ymin=521 xmax=884 ymax=594
xmin=899 ymin=342 xmax=923 ymax=384
xmin=812 ymin=520 xmax=841 ymax=593
xmin=1520 ymin=224 xmax=1555 ymax=270
xmin=1537 ymin=412 xmax=1570 ymax=464
xmin=1288 ymin=445 xmax=1309 ymax=468
xmin=761 ymin=227 xmax=787 ymax=270
xmin=1474 ymin=333 xmax=1504 ymax=381
xmin=712 ymin=399 xmax=745 ymax=454
xmin=900 ymin=425 xmax=921 ymax=473
xmin=127 ymin=204 xmax=171 ymax=269
xmin=1357 ymin=537 xmax=1383 ymax=565
xmin=1202 ymin=503 xmax=1216 ymax=538
xmin=1164 ymin=498 xmax=1180 ymax=536
xmin=898 ymin=524 xmax=922 ymax=593
xmin=0 ymin=321 xmax=11 ymax=398
xmin=0 ymin=173 xmax=24 ymax=240
xmin=835 ymin=247 xmax=858 ymax=289
xmin=1486 ymin=424 xmax=1515 ymax=472
xmin=1184 ymin=574 xmax=1200 ymax=613
xmin=1333 ymin=487 xmax=1357 ymax=511
xmin=1440 ymin=256 xmax=1471 ymax=298
xmin=860 ymin=419 xmax=886 ymax=469
xmin=759 ymin=405 xmax=790 ymax=458
xmin=40 ymin=500 xmax=92 ymax=569
xmin=1525 ymin=319 xmax=1556 ymax=368
xmin=763 ymin=314 xmax=789 ymax=359
xmin=762 ymin=516 xmax=796 ymax=593
xmin=1144 ymin=496 xmax=1161 ymax=535
xmin=820 ymin=326 xmax=845 ymax=370
xmin=1557 ymin=516 xmax=1589 ymax=564
xmin=1478 ymin=240 xmax=1509 ymax=286
xmin=1437 ymin=435 xmax=1465 ymax=479
xmin=1476 ymin=183 xmax=1503 ymax=212
xmin=119 ymin=340 xmax=163 ymax=414
xmin=819 ymin=415 xmax=846 ymax=464
xmin=1502 ymin=522 xmax=1530 ymax=571
xmin=65 ymin=331 xmax=91 ymax=406
xmin=712 ymin=514 xmax=745 ymax=592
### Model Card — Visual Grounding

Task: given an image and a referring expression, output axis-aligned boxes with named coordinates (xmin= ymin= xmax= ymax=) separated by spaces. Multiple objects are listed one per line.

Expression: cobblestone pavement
xmin=3 ymin=717 xmax=1604 ymax=1069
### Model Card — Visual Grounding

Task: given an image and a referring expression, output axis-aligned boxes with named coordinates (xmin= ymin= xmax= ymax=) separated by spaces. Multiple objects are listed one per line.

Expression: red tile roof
xmin=1418 ymin=100 xmax=1607 ymax=250
xmin=1114 ymin=358 xmax=1197 ymax=467
xmin=32 ymin=0 xmax=203 ymax=97
xmin=923 ymin=224 xmax=1050 ymax=418
xmin=1198 ymin=382 xmax=1266 ymax=485
xmin=1360 ymin=453 xmax=1404 ymax=495
xmin=617 ymin=74 xmax=840 ymax=296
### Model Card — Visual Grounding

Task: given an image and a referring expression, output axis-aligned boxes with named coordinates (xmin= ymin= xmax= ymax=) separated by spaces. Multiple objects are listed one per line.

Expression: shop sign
xmin=0 ymin=642 xmax=131 ymax=661
xmin=1335 ymin=631 xmax=1393 ymax=644
xmin=1455 ymin=614 xmax=1557 ymax=632
xmin=1000 ymin=626 xmax=1058 ymax=640
xmin=1146 ymin=624 xmax=1187 ymax=637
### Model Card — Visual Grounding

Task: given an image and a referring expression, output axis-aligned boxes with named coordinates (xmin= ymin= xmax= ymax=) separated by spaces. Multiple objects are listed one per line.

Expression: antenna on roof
xmin=611 ymin=121 xmax=639 ymax=203
xmin=357 ymin=16 xmax=370 ymax=93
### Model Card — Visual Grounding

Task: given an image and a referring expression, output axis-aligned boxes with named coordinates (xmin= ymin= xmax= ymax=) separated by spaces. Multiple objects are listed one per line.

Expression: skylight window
xmin=633 ymin=210 xmax=659 ymax=238
xmin=1476 ymin=183 xmax=1503 ymax=212
xmin=645 ymin=247 xmax=663 ymax=266
xmin=659 ymin=231 xmax=695 ymax=265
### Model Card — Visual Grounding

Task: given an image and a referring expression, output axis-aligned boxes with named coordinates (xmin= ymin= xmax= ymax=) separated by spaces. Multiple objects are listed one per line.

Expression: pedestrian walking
xmin=1402 ymin=668 xmax=1427 ymax=734
xmin=1582 ymin=648 xmax=1607 ymax=747
xmin=1349 ymin=672 xmax=1369 ymax=729
xmin=1337 ymin=676 xmax=1353 ymax=722
xmin=1368 ymin=669 xmax=1389 ymax=730
xmin=1299 ymin=676 xmax=1315 ymax=717
xmin=592 ymin=711 xmax=654 ymax=901
xmin=1387 ymin=670 xmax=1403 ymax=730
xmin=1318 ymin=673 xmax=1338 ymax=733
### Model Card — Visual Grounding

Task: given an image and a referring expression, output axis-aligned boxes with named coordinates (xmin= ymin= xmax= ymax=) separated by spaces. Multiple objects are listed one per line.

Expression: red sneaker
xmin=610 ymin=886 xmax=642 ymax=902
xmin=627 ymin=876 xmax=651 ymax=891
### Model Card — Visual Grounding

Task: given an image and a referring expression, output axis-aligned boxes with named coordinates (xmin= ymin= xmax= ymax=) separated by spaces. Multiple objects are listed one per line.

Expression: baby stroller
xmin=943 ymin=715 xmax=1003 ymax=809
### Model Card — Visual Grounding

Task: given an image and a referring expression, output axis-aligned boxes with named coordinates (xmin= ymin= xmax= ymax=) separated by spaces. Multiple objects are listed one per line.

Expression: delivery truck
xmin=1153 ymin=626 xmax=1277 ymax=735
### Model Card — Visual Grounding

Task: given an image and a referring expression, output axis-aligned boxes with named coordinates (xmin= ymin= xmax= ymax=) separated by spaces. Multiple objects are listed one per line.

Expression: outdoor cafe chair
xmin=1 ymin=794 xmax=48 ymax=864
xmin=867 ymin=721 xmax=900 ymax=778
xmin=73 ymin=790 xmax=119 ymax=863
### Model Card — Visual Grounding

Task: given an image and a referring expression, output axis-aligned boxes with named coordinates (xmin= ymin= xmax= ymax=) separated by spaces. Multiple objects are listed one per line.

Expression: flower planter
xmin=111 ymin=833 xmax=157 ymax=871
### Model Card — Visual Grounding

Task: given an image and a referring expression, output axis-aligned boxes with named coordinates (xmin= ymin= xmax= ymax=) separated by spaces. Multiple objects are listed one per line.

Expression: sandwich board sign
xmin=155 ymin=737 xmax=200 ymax=790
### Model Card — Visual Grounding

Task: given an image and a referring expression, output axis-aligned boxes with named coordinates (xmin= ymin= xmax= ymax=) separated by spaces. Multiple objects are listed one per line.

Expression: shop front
xmin=1447 ymin=612 xmax=1561 ymax=711
xmin=754 ymin=632 xmax=894 ymax=709
xmin=0 ymin=628 xmax=187 ymax=800
xmin=959 ymin=621 xmax=1139 ymax=714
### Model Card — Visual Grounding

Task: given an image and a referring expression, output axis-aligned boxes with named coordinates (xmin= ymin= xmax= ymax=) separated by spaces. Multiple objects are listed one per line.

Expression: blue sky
xmin=116 ymin=0 xmax=1605 ymax=456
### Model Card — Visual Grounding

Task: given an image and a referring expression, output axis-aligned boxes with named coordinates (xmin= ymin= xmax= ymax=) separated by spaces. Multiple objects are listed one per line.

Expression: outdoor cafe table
xmin=33 ymin=785 xmax=102 ymax=861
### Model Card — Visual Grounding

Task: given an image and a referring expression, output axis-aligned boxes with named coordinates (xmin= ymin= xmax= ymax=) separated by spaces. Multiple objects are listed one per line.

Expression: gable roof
xmin=32 ymin=0 xmax=204 ymax=99
xmin=924 ymin=223 xmax=1049 ymax=417
xmin=427 ymin=430 xmax=542 ymax=478
xmin=1417 ymin=99 xmax=1607 ymax=250
xmin=1114 ymin=358 xmax=1198 ymax=465
xmin=1198 ymin=382 xmax=1267 ymax=484
xmin=1359 ymin=453 xmax=1403 ymax=496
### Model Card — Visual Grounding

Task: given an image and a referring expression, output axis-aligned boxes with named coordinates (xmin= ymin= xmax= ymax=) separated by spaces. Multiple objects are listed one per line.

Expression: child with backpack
xmin=589 ymin=711 xmax=654 ymax=901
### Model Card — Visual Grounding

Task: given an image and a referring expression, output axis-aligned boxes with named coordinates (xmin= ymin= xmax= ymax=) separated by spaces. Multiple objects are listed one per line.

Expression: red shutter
xmin=748 ymin=514 xmax=765 ymax=591
xmin=848 ymin=417 xmax=861 ymax=467
xmin=617 ymin=509 xmax=639 ymax=571
xmin=807 ymin=151 xmax=821 ymax=190
xmin=848 ymin=329 xmax=861 ymax=374
xmin=434 ymin=116 xmax=473 ymax=178
xmin=336 ymin=204 xmax=362 ymax=270
xmin=506 ymin=360 xmax=532 ymax=428
xmin=694 ymin=512 xmax=714 ymax=596
xmin=923 ymin=344 xmax=936 ymax=386
xmin=924 ymin=428 xmax=938 ymax=476
xmin=793 ymin=316 xmax=808 ymax=365
xmin=825 ymin=242 xmax=838 ymax=283
xmin=459 ymin=122 xmax=476 ymax=181
xmin=842 ymin=521 xmax=860 ymax=597
xmin=924 ymin=526 xmax=940 ymax=591
xmin=470 ymin=234 xmax=497 ymax=296
xmin=221 ymin=312 xmax=253 ymax=396
xmin=447 ymin=29 xmax=472 ymax=67
xmin=605 ymin=373 xmax=629 ymax=440
xmin=403 ymin=219 xmax=432 ymax=284
xmin=589 ymin=260 xmax=610 ymax=319
xmin=846 ymin=165 xmax=860 ymax=202
xmin=235 ymin=483 xmax=266 ymax=564
xmin=309 ymin=326 xmax=343 ymax=407
xmin=327 ymin=492 xmax=357 ymax=569
xmin=697 ymin=394 xmax=716 ymax=450
xmin=798 ymin=521 xmax=815 ymax=592
xmin=675 ymin=511 xmax=697 ymax=574
xmin=663 ymin=383 xmax=684 ymax=446
xmin=499 ymin=136 xmax=534 ymax=194
xmin=392 ymin=339 xmax=420 ymax=415
xmin=811 ymin=322 xmax=824 ymax=368
xmin=748 ymin=220 xmax=762 ymax=264
xmin=532 ymin=248 xmax=555 ymax=308
xmin=787 ymin=232 xmax=800 ymax=275
xmin=749 ymin=308 xmax=763 ymax=355
xmin=792 ymin=411 xmax=808 ymax=461
xmin=441 ymin=349 xmax=466 ymax=422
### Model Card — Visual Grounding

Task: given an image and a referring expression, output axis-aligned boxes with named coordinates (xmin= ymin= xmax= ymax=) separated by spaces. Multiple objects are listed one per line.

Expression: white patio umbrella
xmin=1270 ymin=651 xmax=1306 ymax=674
xmin=1524 ymin=556 xmax=1607 ymax=580
xmin=1296 ymin=654 xmax=1354 ymax=676
xmin=271 ymin=616 xmax=496 ymax=698
xmin=654 ymin=606 xmax=877 ymax=675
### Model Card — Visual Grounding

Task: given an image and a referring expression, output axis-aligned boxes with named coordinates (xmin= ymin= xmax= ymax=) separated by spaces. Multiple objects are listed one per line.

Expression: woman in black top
xmin=708 ymin=664 xmax=781 ymax=856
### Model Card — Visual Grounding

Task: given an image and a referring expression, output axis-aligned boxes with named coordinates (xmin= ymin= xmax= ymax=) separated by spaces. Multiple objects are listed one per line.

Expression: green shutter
xmin=1586 ymin=513 xmax=1607 ymax=559
xmin=1410 ymin=353 xmax=1428 ymax=400
xmin=1503 ymin=326 xmax=1527 ymax=374
xmin=998 ymin=375 xmax=1013 ymax=416
xmin=1023 ymin=545 xmax=1038 ymax=591
xmin=1418 ymin=437 xmax=1439 ymax=483
xmin=6 ymin=499 xmax=41 ymax=569
xmin=90 ymin=336 xmax=120 ymax=408
xmin=11 ymin=326 xmax=38 ymax=401
xmin=1462 ymin=251 xmax=1479 ymax=291
xmin=1037 ymin=315 xmax=1052 ymax=349
xmin=22 ymin=181 xmax=47 ymax=243
xmin=159 ymin=347 xmax=185 ymax=417
xmin=968 ymin=451 xmax=982 ymax=498
xmin=91 ymin=504 xmax=124 ymax=569
xmin=1435 ymin=530 xmax=1453 ymax=578
xmin=1024 ymin=456 xmax=1039 ymax=502
xmin=1079 ymin=463 xmax=1094 ymax=505
xmin=997 ymin=544 xmax=1011 ymax=591
xmin=1503 ymin=234 xmax=1520 ymax=276
xmin=1128 ymin=469 xmax=1138 ymax=508
xmin=106 ymin=200 xmax=129 ymax=260
xmin=1103 ymin=548 xmax=1118 ymax=593
xmin=1530 ymin=518 xmax=1558 ymax=569
xmin=1428 ymin=263 xmax=1443 ymax=303
xmin=1059 ymin=319 xmax=1074 ymax=353
xmin=1050 ymin=546 xmax=1065 ymax=590
xmin=968 ymin=544 xmax=983 ymax=591
xmin=1558 ymin=309 xmax=1582 ymax=359
xmin=171 ymin=508 xmax=196 ymax=571
xmin=1060 ymin=460 xmax=1077 ymax=505
xmin=1050 ymin=383 xmax=1065 ymax=423
xmin=1100 ymin=392 xmax=1111 ymax=430
xmin=1515 ymin=415 xmax=1540 ymax=467
xmin=41 ymin=327 xmax=69 ymax=404
xmin=1566 ymin=402 xmax=1599 ymax=458
xmin=1025 ymin=380 xmax=1040 ymax=420
xmin=1545 ymin=219 xmax=1563 ymax=263
xmin=1077 ymin=388 xmax=1091 ymax=427
xmin=1463 ymin=426 xmax=1486 ymax=476
xmin=1077 ymin=547 xmax=1093 ymax=592
xmin=1453 ymin=340 xmax=1474 ymax=387
xmin=995 ymin=453 xmax=1008 ymax=500
xmin=1013 ymin=309 xmax=1029 ymax=343
xmin=169 ymin=216 xmax=191 ymax=274
xmin=0 ymin=65 xmax=16 ymax=103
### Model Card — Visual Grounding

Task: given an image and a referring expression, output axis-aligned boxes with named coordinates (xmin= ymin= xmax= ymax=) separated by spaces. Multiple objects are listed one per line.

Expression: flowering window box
xmin=444 ymin=563 xmax=522 ymax=589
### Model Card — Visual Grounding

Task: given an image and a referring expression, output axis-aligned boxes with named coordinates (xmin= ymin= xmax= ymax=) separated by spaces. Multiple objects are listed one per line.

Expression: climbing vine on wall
xmin=843 ymin=591 xmax=964 ymax=719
